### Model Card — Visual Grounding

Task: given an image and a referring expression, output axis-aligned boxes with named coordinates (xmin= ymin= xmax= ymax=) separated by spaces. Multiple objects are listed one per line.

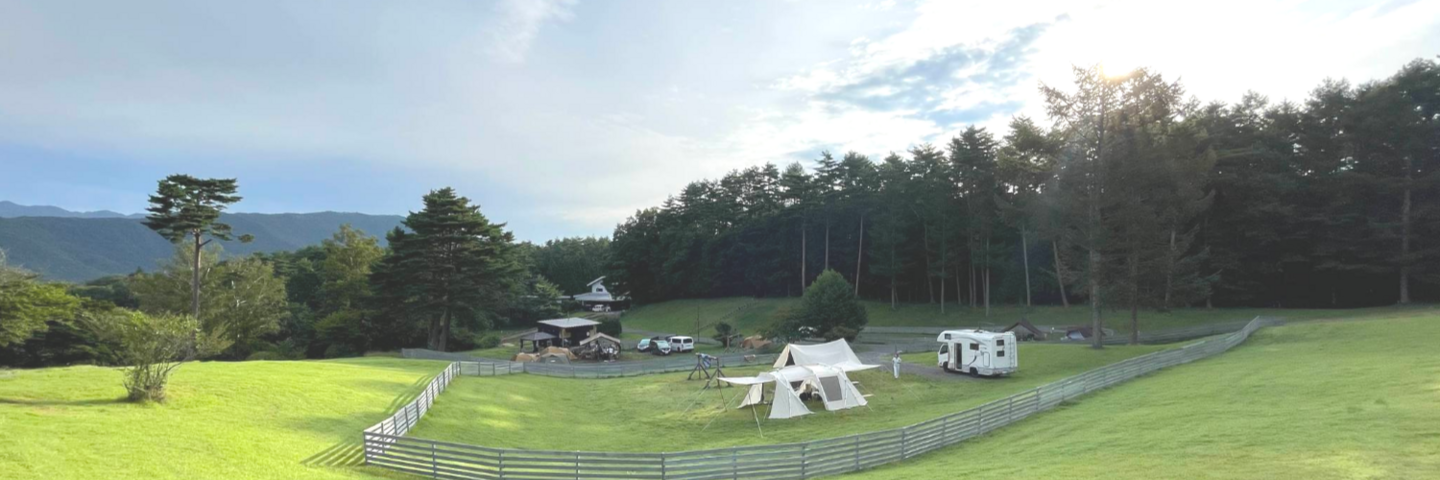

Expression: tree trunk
xmin=1130 ymin=254 xmax=1140 ymax=345
xmin=191 ymin=231 xmax=202 ymax=319
xmin=824 ymin=218 xmax=830 ymax=271
xmin=984 ymin=236 xmax=991 ymax=317
xmin=1162 ymin=228 xmax=1176 ymax=310
xmin=1053 ymin=240 xmax=1070 ymax=307
xmin=969 ymin=262 xmax=977 ymax=310
xmin=1021 ymin=228 xmax=1032 ymax=308
xmin=923 ymin=223 xmax=934 ymax=303
xmin=800 ymin=221 xmax=807 ymax=292
xmin=955 ymin=270 xmax=963 ymax=312
xmin=1091 ymin=81 xmax=1108 ymax=350
xmin=1399 ymin=165 xmax=1412 ymax=304
xmin=855 ymin=213 xmax=865 ymax=297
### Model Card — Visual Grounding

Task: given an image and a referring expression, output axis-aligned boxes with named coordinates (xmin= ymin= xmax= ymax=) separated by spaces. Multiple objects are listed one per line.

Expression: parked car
xmin=651 ymin=338 xmax=673 ymax=355
xmin=667 ymin=336 xmax=695 ymax=353
xmin=636 ymin=337 xmax=653 ymax=352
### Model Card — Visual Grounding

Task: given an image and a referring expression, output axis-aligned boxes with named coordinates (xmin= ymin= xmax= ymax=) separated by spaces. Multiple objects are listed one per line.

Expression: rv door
xmin=937 ymin=343 xmax=949 ymax=368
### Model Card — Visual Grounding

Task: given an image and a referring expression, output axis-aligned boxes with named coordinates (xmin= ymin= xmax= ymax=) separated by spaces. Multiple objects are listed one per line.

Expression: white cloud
xmin=484 ymin=0 xmax=578 ymax=63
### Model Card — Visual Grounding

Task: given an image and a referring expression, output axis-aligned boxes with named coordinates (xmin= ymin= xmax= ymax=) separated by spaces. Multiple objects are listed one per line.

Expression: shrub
xmin=598 ymin=318 xmax=623 ymax=337
xmin=477 ymin=334 xmax=502 ymax=349
xmin=767 ymin=270 xmax=867 ymax=341
xmin=82 ymin=310 xmax=229 ymax=402
xmin=323 ymin=343 xmax=359 ymax=359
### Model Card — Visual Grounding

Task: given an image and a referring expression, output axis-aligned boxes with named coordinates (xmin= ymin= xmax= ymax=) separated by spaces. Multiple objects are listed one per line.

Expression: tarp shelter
xmin=517 ymin=331 xmax=557 ymax=352
xmin=1004 ymin=319 xmax=1047 ymax=341
xmin=772 ymin=339 xmax=879 ymax=373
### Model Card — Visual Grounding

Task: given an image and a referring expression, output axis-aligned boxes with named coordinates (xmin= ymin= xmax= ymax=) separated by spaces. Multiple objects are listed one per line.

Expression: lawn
xmin=618 ymin=296 xmax=1384 ymax=339
xmin=0 ymin=357 xmax=449 ymax=480
xmin=405 ymin=342 xmax=1167 ymax=452
xmin=843 ymin=306 xmax=1440 ymax=479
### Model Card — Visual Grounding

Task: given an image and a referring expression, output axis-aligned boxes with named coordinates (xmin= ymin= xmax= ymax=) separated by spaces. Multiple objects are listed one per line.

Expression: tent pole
xmin=751 ymin=403 xmax=764 ymax=438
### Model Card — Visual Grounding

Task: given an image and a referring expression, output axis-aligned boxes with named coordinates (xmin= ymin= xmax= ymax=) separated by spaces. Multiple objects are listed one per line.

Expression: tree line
xmin=608 ymin=59 xmax=1439 ymax=345
xmin=0 ymin=182 xmax=612 ymax=395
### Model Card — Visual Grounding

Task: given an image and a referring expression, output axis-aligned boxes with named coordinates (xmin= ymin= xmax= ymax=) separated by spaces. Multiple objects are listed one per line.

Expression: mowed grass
xmin=620 ymin=296 xmax=1386 ymax=338
xmin=843 ymin=306 xmax=1440 ymax=479
xmin=0 ymin=357 xmax=450 ymax=480
xmin=406 ymin=342 xmax=1166 ymax=452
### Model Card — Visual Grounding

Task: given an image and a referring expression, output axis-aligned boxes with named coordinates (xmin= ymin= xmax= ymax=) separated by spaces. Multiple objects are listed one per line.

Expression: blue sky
xmin=2 ymin=0 xmax=1437 ymax=242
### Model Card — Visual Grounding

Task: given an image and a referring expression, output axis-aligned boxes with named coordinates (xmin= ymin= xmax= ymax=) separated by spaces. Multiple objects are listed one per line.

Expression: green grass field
xmin=0 ymin=357 xmax=449 ymax=480
xmin=617 ymin=297 xmax=1362 ymax=339
xmin=406 ymin=342 xmax=1166 ymax=451
xmin=843 ymin=306 xmax=1440 ymax=479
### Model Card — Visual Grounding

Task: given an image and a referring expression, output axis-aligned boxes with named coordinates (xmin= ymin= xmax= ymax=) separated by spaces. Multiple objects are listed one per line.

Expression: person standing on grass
xmin=892 ymin=351 xmax=902 ymax=379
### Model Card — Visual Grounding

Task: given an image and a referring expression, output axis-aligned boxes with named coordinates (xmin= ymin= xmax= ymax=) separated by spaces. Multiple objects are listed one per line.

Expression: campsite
xmin=4 ymin=3 xmax=1440 ymax=479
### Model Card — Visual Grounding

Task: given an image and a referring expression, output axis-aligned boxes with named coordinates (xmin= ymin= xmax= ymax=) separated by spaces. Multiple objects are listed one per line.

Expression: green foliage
xmin=502 ymin=276 xmax=565 ymax=328
xmin=81 ymin=309 xmax=230 ymax=402
xmin=244 ymin=350 xmax=287 ymax=361
xmin=371 ymin=188 xmax=525 ymax=351
xmin=0 ymin=256 xmax=81 ymax=348
xmin=130 ymin=245 xmax=289 ymax=358
xmin=476 ymin=334 xmax=502 ymax=349
xmin=597 ymin=317 xmax=623 ymax=337
xmin=713 ymin=321 xmax=734 ymax=346
xmin=770 ymin=270 xmax=867 ymax=341
xmin=523 ymin=237 xmax=611 ymax=295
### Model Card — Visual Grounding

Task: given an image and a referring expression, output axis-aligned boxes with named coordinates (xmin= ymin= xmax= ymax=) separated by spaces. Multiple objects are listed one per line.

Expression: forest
xmin=608 ymin=60 xmax=1440 ymax=311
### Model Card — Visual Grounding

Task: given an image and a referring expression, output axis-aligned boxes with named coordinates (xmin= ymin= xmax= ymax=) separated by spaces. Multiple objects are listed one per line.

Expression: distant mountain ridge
xmin=0 ymin=200 xmax=139 ymax=219
xmin=0 ymin=202 xmax=404 ymax=282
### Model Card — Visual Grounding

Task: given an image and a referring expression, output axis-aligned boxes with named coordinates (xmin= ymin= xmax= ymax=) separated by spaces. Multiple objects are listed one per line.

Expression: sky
xmin=1 ymin=0 xmax=1437 ymax=242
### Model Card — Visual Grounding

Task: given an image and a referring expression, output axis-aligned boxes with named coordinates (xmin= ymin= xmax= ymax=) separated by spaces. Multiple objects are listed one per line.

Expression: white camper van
xmin=667 ymin=336 xmax=695 ymax=353
xmin=936 ymin=329 xmax=1017 ymax=377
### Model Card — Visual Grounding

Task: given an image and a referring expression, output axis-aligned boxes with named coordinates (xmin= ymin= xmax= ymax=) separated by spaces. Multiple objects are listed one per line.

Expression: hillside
xmin=845 ymin=307 xmax=1440 ymax=479
xmin=0 ymin=200 xmax=135 ymax=219
xmin=0 ymin=212 xmax=404 ymax=282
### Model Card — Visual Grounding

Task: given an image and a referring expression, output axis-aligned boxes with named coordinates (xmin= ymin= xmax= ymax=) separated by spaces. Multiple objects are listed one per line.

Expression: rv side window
xmin=939 ymin=344 xmax=949 ymax=354
xmin=996 ymin=339 xmax=1005 ymax=346
xmin=997 ymin=350 xmax=1005 ymax=357
xmin=969 ymin=343 xmax=979 ymax=351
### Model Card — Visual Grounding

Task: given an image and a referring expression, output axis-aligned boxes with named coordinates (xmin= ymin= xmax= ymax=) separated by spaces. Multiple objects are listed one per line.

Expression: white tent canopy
xmin=719 ymin=340 xmax=873 ymax=420
xmin=772 ymin=339 xmax=880 ymax=373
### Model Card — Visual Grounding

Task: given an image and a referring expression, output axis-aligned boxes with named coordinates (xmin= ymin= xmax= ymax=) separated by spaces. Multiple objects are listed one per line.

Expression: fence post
xmin=660 ymin=452 xmax=667 ymax=480
xmin=732 ymin=446 xmax=738 ymax=480
xmin=499 ymin=450 xmax=505 ymax=480
xmin=801 ymin=443 xmax=808 ymax=478
xmin=574 ymin=452 xmax=580 ymax=480
xmin=430 ymin=441 xmax=438 ymax=479
xmin=899 ymin=428 xmax=907 ymax=459
xmin=855 ymin=433 xmax=862 ymax=468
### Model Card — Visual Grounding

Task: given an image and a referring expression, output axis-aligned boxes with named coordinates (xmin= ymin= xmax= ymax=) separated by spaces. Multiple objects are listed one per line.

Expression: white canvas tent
xmin=772 ymin=339 xmax=879 ymax=373
xmin=718 ymin=339 xmax=876 ymax=420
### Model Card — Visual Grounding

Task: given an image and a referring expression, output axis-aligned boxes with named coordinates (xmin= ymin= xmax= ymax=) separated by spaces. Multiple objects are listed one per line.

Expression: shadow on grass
xmin=0 ymin=396 xmax=128 ymax=406
xmin=300 ymin=372 xmax=437 ymax=469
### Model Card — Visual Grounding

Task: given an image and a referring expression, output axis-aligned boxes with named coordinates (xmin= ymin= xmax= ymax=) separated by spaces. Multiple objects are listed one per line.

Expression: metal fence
xmin=403 ymin=349 xmax=780 ymax=379
xmin=366 ymin=316 xmax=1281 ymax=480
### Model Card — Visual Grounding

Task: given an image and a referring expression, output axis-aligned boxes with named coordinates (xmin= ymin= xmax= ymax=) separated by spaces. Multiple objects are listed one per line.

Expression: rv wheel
xmin=969 ymin=367 xmax=979 ymax=376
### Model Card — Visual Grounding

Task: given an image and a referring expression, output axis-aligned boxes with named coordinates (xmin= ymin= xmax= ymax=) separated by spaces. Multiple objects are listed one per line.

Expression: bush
xmin=81 ymin=310 xmax=229 ymax=402
xmin=598 ymin=318 xmax=623 ymax=337
xmin=477 ymin=334 xmax=502 ymax=349
xmin=767 ymin=270 xmax=867 ymax=342
xmin=246 ymin=351 xmax=286 ymax=361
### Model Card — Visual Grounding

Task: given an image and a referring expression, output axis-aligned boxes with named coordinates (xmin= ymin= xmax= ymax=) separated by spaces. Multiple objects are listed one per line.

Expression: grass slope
xmin=619 ymin=296 xmax=1366 ymax=338
xmin=0 ymin=357 xmax=448 ymax=480
xmin=407 ymin=342 xmax=1166 ymax=452
xmin=844 ymin=307 xmax=1440 ymax=479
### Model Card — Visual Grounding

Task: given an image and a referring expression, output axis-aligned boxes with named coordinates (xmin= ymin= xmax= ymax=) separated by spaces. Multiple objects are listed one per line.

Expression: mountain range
xmin=0 ymin=202 xmax=404 ymax=282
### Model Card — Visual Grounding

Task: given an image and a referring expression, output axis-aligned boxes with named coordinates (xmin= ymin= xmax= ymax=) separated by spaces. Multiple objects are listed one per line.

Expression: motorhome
xmin=935 ymin=329 xmax=1017 ymax=377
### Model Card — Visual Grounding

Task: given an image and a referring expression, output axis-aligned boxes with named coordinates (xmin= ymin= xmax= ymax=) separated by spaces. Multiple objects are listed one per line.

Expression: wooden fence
xmin=366 ymin=316 xmax=1282 ymax=479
